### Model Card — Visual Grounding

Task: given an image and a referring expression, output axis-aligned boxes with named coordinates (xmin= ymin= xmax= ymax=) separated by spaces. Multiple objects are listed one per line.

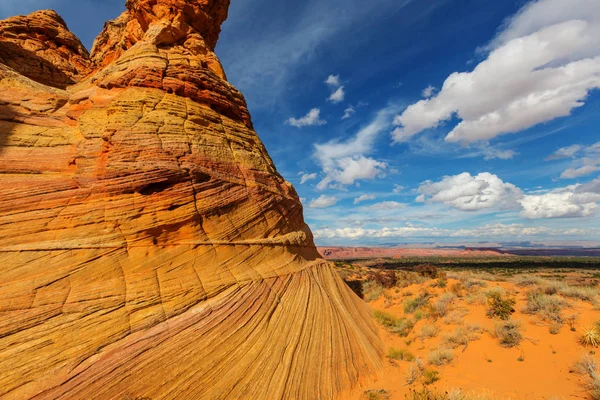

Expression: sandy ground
xmin=349 ymin=277 xmax=599 ymax=399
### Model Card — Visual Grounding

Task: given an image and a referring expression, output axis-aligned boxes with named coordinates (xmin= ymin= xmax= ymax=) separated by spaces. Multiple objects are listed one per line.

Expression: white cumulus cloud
xmin=520 ymin=181 xmax=600 ymax=219
xmin=417 ymin=172 xmax=523 ymax=211
xmin=309 ymin=195 xmax=339 ymax=209
xmin=287 ymin=108 xmax=327 ymax=128
xmin=392 ymin=0 xmax=600 ymax=144
xmin=314 ymin=105 xmax=397 ymax=190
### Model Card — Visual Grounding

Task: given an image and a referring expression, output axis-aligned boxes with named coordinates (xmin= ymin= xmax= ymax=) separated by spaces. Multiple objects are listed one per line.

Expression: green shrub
xmin=486 ymin=292 xmax=516 ymax=320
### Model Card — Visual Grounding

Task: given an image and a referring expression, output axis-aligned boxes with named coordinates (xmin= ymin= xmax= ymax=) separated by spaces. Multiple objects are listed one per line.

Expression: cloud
xmin=325 ymin=74 xmax=341 ymax=87
xmin=286 ymin=108 xmax=327 ymax=128
xmin=417 ymin=172 xmax=523 ymax=211
xmin=300 ymin=173 xmax=318 ymax=184
xmin=393 ymin=184 xmax=405 ymax=193
xmin=309 ymin=195 xmax=339 ymax=209
xmin=560 ymin=164 xmax=600 ymax=179
xmin=546 ymin=145 xmax=583 ymax=160
xmin=354 ymin=194 xmax=377 ymax=204
xmin=342 ymin=106 xmax=356 ymax=120
xmin=316 ymin=156 xmax=388 ymax=190
xmin=422 ymin=85 xmax=436 ymax=98
xmin=483 ymin=149 xmax=518 ymax=161
xmin=520 ymin=179 xmax=600 ymax=218
xmin=365 ymin=201 xmax=407 ymax=210
xmin=328 ymin=86 xmax=345 ymax=103
xmin=314 ymin=105 xmax=398 ymax=190
xmin=546 ymin=142 xmax=600 ymax=179
xmin=392 ymin=0 xmax=600 ymax=144
xmin=313 ymin=223 xmax=599 ymax=241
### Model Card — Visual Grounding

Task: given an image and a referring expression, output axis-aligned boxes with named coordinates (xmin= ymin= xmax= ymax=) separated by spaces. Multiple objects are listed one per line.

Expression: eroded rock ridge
xmin=0 ymin=2 xmax=382 ymax=399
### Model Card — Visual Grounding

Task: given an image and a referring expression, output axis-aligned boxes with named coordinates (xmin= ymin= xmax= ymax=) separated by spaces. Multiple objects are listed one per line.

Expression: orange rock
xmin=0 ymin=1 xmax=382 ymax=399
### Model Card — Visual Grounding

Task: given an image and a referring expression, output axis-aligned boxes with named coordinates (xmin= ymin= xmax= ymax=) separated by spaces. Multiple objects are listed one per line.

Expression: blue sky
xmin=2 ymin=0 xmax=600 ymax=246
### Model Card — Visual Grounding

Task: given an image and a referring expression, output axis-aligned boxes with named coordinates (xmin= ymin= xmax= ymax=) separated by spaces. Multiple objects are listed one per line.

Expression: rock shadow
xmin=0 ymin=41 xmax=75 ymax=89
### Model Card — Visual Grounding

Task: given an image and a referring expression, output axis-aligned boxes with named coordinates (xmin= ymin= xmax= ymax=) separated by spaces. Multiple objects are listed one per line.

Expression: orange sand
xmin=350 ymin=279 xmax=598 ymax=399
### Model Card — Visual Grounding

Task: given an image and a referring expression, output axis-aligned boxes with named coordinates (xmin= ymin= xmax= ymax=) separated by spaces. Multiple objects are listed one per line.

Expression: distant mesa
xmin=0 ymin=1 xmax=382 ymax=399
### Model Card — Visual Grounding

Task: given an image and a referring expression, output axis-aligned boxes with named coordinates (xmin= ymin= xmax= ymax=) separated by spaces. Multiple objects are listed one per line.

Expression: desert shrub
xmin=364 ymin=281 xmax=385 ymax=302
xmin=430 ymin=293 xmax=457 ymax=319
xmin=449 ymin=281 xmax=465 ymax=298
xmin=438 ymin=277 xmax=448 ymax=288
xmin=486 ymin=292 xmax=516 ymax=320
xmin=373 ymin=310 xmax=415 ymax=337
xmin=523 ymin=292 xmax=569 ymax=323
xmin=367 ymin=269 xmax=398 ymax=288
xmin=572 ymin=355 xmax=600 ymax=399
xmin=416 ymin=264 xmax=443 ymax=279
xmin=541 ymin=280 xmax=565 ymax=295
xmin=565 ymin=313 xmax=579 ymax=331
xmin=404 ymin=293 xmax=432 ymax=314
xmin=560 ymin=286 xmax=600 ymax=303
xmin=493 ymin=320 xmax=522 ymax=348
xmin=549 ymin=322 xmax=562 ymax=335
xmin=405 ymin=388 xmax=495 ymax=400
xmin=396 ymin=271 xmax=429 ymax=288
xmin=387 ymin=347 xmax=415 ymax=362
xmin=581 ymin=326 xmax=600 ymax=348
xmin=406 ymin=360 xmax=424 ymax=385
xmin=364 ymin=389 xmax=390 ymax=400
xmin=442 ymin=309 xmax=469 ymax=325
xmin=442 ymin=324 xmax=482 ymax=349
xmin=422 ymin=369 xmax=440 ymax=385
xmin=419 ymin=323 xmax=439 ymax=340
xmin=514 ymin=276 xmax=545 ymax=287
xmin=428 ymin=348 xmax=454 ymax=366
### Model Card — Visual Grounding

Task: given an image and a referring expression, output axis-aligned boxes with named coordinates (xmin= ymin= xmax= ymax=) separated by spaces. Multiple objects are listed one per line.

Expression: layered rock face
xmin=0 ymin=2 xmax=382 ymax=399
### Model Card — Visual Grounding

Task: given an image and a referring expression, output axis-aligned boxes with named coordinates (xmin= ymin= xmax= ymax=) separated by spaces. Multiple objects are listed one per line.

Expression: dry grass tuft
xmin=419 ymin=323 xmax=439 ymax=340
xmin=387 ymin=347 xmax=415 ymax=362
xmin=373 ymin=310 xmax=415 ymax=337
xmin=442 ymin=324 xmax=482 ymax=349
xmin=428 ymin=348 xmax=454 ymax=366
xmin=571 ymin=355 xmax=600 ymax=399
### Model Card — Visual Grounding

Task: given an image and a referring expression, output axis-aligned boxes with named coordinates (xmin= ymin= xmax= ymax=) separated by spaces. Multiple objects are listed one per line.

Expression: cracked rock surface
xmin=0 ymin=1 xmax=383 ymax=399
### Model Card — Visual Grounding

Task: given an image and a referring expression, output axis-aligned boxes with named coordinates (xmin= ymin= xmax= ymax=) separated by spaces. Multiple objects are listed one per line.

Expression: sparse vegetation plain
xmin=334 ymin=255 xmax=600 ymax=399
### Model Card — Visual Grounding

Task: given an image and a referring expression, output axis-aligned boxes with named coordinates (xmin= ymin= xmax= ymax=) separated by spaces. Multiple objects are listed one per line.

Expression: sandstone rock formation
xmin=0 ymin=2 xmax=383 ymax=399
